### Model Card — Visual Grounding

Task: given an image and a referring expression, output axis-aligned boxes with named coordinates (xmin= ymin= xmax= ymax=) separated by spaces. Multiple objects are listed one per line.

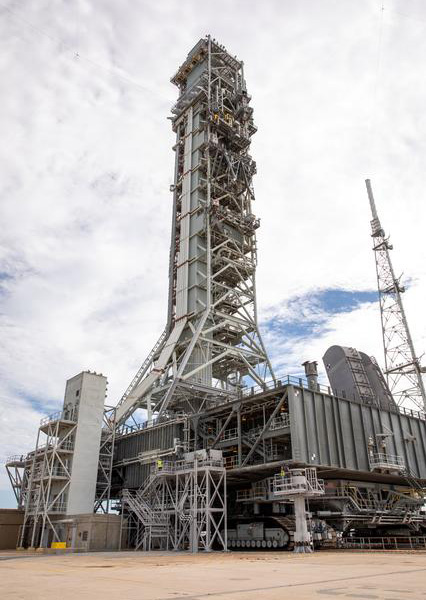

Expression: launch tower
xmin=114 ymin=36 xmax=274 ymax=427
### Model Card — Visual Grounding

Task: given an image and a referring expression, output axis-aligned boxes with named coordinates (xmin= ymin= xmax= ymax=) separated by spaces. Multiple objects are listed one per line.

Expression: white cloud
xmin=1 ymin=0 xmax=425 ymax=504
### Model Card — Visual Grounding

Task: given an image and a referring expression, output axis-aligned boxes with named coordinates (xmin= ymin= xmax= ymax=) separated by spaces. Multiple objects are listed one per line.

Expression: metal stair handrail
xmin=116 ymin=328 xmax=168 ymax=409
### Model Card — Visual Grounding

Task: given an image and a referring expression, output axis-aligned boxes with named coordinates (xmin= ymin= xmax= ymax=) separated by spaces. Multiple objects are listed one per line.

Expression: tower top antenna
xmin=365 ymin=179 xmax=426 ymax=411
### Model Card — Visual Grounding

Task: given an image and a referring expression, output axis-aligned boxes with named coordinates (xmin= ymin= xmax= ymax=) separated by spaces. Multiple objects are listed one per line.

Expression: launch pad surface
xmin=1 ymin=550 xmax=426 ymax=600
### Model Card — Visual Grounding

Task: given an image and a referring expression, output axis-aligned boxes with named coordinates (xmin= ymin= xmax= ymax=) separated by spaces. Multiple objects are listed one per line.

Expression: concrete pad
xmin=0 ymin=550 xmax=426 ymax=600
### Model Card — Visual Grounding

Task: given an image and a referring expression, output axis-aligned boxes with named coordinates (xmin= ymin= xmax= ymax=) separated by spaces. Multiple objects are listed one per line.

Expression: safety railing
xmin=222 ymin=428 xmax=238 ymax=441
xmin=40 ymin=409 xmax=77 ymax=426
xmin=265 ymin=447 xmax=280 ymax=461
xmin=33 ymin=440 xmax=74 ymax=454
xmin=240 ymin=375 xmax=333 ymax=399
xmin=270 ymin=413 xmax=290 ymax=430
xmin=116 ymin=374 xmax=425 ymax=439
xmin=329 ymin=486 xmax=375 ymax=511
xmin=49 ymin=467 xmax=69 ymax=477
xmin=273 ymin=468 xmax=325 ymax=497
xmin=236 ymin=489 xmax=252 ymax=502
xmin=246 ymin=425 xmax=263 ymax=439
xmin=27 ymin=501 xmax=67 ymax=514
xmin=236 ymin=482 xmax=268 ymax=502
xmin=369 ymin=453 xmax=405 ymax=471
xmin=57 ymin=440 xmax=74 ymax=451
xmin=340 ymin=536 xmax=426 ymax=550
xmin=48 ymin=501 xmax=67 ymax=513
xmin=5 ymin=455 xmax=25 ymax=464
xmin=33 ymin=466 xmax=69 ymax=479
xmin=240 ymin=375 xmax=426 ymax=421
xmin=224 ymin=455 xmax=240 ymax=469
xmin=152 ymin=456 xmax=224 ymax=475
xmin=399 ymin=406 xmax=426 ymax=420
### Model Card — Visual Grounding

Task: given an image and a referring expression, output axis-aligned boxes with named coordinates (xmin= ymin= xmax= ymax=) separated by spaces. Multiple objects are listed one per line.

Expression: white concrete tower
xmin=19 ymin=371 xmax=107 ymax=548
xmin=65 ymin=372 xmax=107 ymax=515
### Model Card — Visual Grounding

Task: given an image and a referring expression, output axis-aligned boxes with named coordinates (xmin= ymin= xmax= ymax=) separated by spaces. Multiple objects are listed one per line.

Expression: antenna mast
xmin=365 ymin=179 xmax=426 ymax=411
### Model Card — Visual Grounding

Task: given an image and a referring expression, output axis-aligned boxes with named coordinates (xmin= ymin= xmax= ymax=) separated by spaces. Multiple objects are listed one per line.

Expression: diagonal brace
xmin=211 ymin=409 xmax=236 ymax=449
xmin=241 ymin=391 xmax=287 ymax=467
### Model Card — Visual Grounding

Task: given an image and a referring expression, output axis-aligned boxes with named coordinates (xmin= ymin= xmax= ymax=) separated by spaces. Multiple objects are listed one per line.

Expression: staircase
xmin=402 ymin=467 xmax=426 ymax=498
xmin=122 ymin=484 xmax=171 ymax=551
xmin=241 ymin=433 xmax=267 ymax=460
xmin=343 ymin=486 xmax=374 ymax=512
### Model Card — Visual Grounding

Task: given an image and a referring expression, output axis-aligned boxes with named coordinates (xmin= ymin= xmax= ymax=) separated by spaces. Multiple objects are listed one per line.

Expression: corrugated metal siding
xmin=124 ymin=463 xmax=151 ymax=489
xmin=289 ymin=385 xmax=426 ymax=478
xmin=115 ymin=422 xmax=185 ymax=462
xmin=114 ymin=422 xmax=185 ymax=489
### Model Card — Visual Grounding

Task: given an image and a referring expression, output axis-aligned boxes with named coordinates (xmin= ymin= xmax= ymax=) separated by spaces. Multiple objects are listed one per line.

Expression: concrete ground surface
xmin=1 ymin=550 xmax=426 ymax=600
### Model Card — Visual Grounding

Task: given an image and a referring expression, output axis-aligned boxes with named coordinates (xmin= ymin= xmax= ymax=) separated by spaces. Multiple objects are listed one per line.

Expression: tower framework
xmin=365 ymin=179 xmax=426 ymax=411
xmin=121 ymin=451 xmax=227 ymax=552
xmin=19 ymin=406 xmax=78 ymax=548
xmin=114 ymin=36 xmax=274 ymax=428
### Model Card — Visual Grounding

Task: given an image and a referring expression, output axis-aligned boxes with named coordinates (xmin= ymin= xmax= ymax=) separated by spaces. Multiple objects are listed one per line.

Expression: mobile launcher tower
xmin=7 ymin=37 xmax=426 ymax=553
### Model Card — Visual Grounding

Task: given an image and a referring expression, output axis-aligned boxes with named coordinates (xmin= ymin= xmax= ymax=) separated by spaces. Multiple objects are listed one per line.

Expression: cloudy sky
xmin=1 ymin=0 xmax=426 ymax=507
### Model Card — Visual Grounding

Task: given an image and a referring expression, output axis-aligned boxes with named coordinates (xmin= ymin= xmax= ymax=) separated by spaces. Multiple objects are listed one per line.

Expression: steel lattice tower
xmin=114 ymin=37 xmax=274 ymax=427
xmin=365 ymin=179 xmax=426 ymax=411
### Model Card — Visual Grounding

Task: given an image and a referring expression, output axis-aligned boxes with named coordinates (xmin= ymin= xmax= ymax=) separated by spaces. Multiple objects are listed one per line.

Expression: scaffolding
xmin=120 ymin=450 xmax=227 ymax=552
xmin=18 ymin=405 xmax=78 ymax=548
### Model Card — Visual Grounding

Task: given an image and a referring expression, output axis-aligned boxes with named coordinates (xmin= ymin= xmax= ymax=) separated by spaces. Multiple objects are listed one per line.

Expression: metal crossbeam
xmin=241 ymin=392 xmax=287 ymax=466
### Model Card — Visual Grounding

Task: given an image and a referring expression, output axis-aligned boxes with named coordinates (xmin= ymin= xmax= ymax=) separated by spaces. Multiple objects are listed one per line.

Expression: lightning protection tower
xmin=114 ymin=36 xmax=274 ymax=428
xmin=365 ymin=179 xmax=426 ymax=411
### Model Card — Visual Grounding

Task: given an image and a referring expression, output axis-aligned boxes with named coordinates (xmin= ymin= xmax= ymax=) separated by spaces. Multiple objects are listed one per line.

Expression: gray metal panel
xmin=323 ymin=345 xmax=396 ymax=410
xmin=124 ymin=463 xmax=151 ymax=489
xmin=115 ymin=422 xmax=184 ymax=462
xmin=288 ymin=385 xmax=426 ymax=477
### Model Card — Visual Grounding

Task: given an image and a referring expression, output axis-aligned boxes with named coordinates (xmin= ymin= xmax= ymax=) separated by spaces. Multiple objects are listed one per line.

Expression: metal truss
xmin=366 ymin=180 xmax=426 ymax=411
xmin=5 ymin=455 xmax=29 ymax=509
xmin=94 ymin=406 xmax=116 ymax=513
xmin=18 ymin=407 xmax=77 ymax=548
xmin=121 ymin=453 xmax=227 ymax=552
xmin=114 ymin=36 xmax=274 ymax=427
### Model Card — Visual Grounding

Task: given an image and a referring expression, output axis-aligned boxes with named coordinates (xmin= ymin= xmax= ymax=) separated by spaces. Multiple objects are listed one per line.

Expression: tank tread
xmin=270 ymin=516 xmax=296 ymax=550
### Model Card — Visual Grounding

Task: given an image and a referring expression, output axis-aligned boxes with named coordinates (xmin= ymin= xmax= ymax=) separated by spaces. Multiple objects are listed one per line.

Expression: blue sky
xmin=1 ymin=0 xmax=426 ymax=508
xmin=264 ymin=289 xmax=378 ymax=339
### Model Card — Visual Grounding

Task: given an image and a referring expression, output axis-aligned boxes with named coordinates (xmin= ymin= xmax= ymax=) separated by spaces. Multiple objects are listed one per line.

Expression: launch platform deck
xmin=1 ymin=550 xmax=426 ymax=600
